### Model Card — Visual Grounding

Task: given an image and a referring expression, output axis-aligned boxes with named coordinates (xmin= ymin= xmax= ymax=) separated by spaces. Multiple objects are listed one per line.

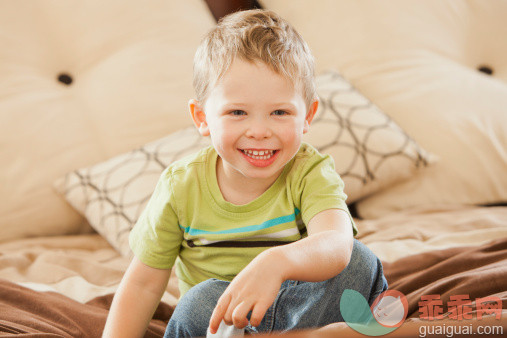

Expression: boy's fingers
xmin=223 ymin=297 xmax=238 ymax=325
xmin=209 ymin=294 xmax=231 ymax=334
xmin=231 ymin=300 xmax=253 ymax=329
xmin=250 ymin=300 xmax=271 ymax=327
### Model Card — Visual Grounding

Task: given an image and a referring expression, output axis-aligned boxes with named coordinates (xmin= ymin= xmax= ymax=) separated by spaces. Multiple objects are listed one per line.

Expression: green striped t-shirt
xmin=129 ymin=142 xmax=357 ymax=298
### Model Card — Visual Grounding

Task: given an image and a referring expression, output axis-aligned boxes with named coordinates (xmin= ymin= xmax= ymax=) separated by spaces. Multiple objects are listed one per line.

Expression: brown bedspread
xmin=1 ymin=238 xmax=506 ymax=337
xmin=0 ymin=282 xmax=170 ymax=337
xmin=384 ymin=237 xmax=507 ymax=319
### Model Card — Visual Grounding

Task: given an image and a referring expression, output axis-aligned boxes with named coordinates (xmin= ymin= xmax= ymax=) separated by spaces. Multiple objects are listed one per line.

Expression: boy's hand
xmin=208 ymin=249 xmax=286 ymax=334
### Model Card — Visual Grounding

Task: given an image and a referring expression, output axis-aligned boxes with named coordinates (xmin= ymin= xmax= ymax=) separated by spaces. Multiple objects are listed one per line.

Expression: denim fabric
xmin=164 ymin=239 xmax=388 ymax=337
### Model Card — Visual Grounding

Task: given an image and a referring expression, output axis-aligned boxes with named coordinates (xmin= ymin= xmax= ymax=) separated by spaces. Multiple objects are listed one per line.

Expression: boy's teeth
xmin=243 ymin=149 xmax=275 ymax=160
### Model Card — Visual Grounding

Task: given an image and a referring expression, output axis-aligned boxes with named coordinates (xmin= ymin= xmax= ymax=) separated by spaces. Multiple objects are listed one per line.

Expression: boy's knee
xmin=349 ymin=239 xmax=382 ymax=270
xmin=342 ymin=240 xmax=387 ymax=292
xmin=178 ymin=278 xmax=228 ymax=312
xmin=167 ymin=279 xmax=229 ymax=336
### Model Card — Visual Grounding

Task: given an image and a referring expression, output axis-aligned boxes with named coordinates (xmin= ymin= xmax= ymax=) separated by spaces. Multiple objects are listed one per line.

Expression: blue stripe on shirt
xmin=179 ymin=208 xmax=301 ymax=236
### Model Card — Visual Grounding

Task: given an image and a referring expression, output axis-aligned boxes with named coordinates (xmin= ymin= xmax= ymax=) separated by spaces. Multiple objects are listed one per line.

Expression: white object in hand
xmin=206 ymin=321 xmax=245 ymax=337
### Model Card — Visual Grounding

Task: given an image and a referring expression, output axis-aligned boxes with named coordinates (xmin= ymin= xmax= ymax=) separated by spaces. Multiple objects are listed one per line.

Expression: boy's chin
xmin=242 ymin=167 xmax=285 ymax=180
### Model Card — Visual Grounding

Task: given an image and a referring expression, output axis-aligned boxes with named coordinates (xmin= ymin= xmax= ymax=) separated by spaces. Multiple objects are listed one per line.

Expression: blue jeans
xmin=164 ymin=239 xmax=387 ymax=337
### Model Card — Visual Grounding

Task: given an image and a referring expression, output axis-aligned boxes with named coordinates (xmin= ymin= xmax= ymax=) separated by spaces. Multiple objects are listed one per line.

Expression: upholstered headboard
xmin=260 ymin=0 xmax=507 ymax=218
xmin=0 ymin=0 xmax=216 ymax=240
xmin=1 ymin=0 xmax=505 ymax=246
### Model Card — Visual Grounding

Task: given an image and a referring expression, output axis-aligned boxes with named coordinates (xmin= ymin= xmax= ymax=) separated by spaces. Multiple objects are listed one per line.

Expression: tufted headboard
xmin=1 ymin=0 xmax=506 ymax=244
xmin=260 ymin=0 xmax=507 ymax=218
xmin=0 ymin=0 xmax=217 ymax=240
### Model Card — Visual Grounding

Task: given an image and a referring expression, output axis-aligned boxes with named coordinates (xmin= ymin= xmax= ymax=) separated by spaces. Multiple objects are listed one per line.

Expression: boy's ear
xmin=189 ymin=99 xmax=210 ymax=136
xmin=303 ymin=99 xmax=319 ymax=134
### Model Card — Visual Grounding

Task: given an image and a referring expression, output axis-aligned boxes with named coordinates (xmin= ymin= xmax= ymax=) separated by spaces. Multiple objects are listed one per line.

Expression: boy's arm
xmin=208 ymin=209 xmax=353 ymax=333
xmin=277 ymin=208 xmax=353 ymax=282
xmin=102 ymin=256 xmax=171 ymax=338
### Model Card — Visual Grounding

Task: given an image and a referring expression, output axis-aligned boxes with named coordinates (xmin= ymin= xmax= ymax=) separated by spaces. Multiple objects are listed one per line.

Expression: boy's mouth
xmin=240 ymin=149 xmax=277 ymax=160
xmin=239 ymin=149 xmax=280 ymax=167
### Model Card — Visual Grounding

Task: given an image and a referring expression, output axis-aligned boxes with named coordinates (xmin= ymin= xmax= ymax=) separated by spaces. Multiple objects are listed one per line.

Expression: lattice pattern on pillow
xmin=55 ymin=71 xmax=433 ymax=255
xmin=55 ymin=128 xmax=211 ymax=255
xmin=303 ymin=71 xmax=433 ymax=202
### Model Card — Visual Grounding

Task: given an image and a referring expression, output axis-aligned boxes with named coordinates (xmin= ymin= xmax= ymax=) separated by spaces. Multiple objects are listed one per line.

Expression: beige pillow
xmin=0 ymin=0 xmax=216 ymax=240
xmin=54 ymin=71 xmax=432 ymax=255
xmin=263 ymin=0 xmax=507 ymax=218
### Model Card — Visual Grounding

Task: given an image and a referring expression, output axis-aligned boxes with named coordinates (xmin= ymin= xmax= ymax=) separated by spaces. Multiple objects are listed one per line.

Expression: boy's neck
xmin=216 ymin=156 xmax=282 ymax=206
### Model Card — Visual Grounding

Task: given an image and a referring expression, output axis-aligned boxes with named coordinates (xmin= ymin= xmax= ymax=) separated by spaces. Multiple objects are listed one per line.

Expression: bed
xmin=1 ymin=0 xmax=506 ymax=337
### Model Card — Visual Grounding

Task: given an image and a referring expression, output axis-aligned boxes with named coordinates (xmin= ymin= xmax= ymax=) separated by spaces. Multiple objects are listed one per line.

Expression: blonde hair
xmin=193 ymin=9 xmax=316 ymax=108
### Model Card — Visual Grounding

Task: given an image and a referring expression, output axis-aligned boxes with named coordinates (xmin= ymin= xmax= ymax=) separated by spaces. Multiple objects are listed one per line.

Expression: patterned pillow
xmin=303 ymin=71 xmax=434 ymax=202
xmin=54 ymin=71 xmax=433 ymax=255
xmin=54 ymin=128 xmax=211 ymax=256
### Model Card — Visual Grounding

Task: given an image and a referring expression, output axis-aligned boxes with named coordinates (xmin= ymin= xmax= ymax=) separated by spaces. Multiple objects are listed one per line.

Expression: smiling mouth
xmin=240 ymin=149 xmax=278 ymax=160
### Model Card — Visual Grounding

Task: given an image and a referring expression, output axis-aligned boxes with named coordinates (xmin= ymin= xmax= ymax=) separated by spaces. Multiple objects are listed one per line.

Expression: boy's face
xmin=190 ymin=59 xmax=317 ymax=185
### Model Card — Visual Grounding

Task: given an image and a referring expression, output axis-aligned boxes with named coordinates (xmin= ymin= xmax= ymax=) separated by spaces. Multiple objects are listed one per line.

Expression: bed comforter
xmin=1 ymin=205 xmax=506 ymax=337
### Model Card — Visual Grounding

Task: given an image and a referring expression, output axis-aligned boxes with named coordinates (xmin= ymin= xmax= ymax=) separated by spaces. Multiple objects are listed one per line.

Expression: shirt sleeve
xmin=292 ymin=151 xmax=358 ymax=236
xmin=129 ymin=168 xmax=183 ymax=269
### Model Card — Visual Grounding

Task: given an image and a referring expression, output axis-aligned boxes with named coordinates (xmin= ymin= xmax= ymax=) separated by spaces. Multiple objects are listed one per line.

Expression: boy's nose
xmin=245 ymin=121 xmax=272 ymax=139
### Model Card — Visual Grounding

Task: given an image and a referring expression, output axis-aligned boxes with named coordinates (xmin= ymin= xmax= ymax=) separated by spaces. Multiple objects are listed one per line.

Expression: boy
xmin=103 ymin=9 xmax=387 ymax=337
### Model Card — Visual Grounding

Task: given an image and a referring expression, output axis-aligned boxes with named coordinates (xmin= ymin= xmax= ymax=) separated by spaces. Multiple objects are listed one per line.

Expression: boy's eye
xmin=272 ymin=110 xmax=288 ymax=116
xmin=230 ymin=110 xmax=246 ymax=116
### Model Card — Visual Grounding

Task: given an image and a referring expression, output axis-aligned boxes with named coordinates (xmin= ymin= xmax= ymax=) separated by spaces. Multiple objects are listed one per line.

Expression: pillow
xmin=262 ymin=0 xmax=507 ymax=218
xmin=303 ymin=71 xmax=433 ymax=203
xmin=54 ymin=71 xmax=432 ymax=255
xmin=0 ymin=0 xmax=216 ymax=240
xmin=54 ymin=128 xmax=211 ymax=256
